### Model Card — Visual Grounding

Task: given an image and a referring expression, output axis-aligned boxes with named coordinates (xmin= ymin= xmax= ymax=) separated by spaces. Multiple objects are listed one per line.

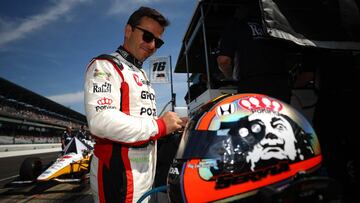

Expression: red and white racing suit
xmin=84 ymin=47 xmax=166 ymax=203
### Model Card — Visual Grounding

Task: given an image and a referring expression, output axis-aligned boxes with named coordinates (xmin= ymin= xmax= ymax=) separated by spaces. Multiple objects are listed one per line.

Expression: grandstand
xmin=0 ymin=77 xmax=87 ymax=144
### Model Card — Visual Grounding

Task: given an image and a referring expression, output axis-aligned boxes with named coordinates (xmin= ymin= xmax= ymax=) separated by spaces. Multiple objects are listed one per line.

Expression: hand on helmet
xmin=160 ymin=111 xmax=184 ymax=135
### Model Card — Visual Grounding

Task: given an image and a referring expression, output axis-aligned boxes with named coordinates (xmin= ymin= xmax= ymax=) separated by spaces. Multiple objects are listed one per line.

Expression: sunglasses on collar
xmin=134 ymin=26 xmax=164 ymax=49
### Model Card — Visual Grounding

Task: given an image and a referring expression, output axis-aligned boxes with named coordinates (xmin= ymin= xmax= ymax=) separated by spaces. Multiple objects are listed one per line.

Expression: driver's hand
xmin=160 ymin=111 xmax=183 ymax=134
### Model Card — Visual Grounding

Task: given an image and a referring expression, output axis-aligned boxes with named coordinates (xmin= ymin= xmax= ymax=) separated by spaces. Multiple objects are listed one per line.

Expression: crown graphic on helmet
xmin=238 ymin=96 xmax=283 ymax=112
xmin=97 ymin=97 xmax=113 ymax=105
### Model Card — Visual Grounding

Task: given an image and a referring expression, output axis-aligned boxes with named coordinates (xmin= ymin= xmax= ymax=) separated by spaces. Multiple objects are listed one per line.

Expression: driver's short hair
xmin=127 ymin=6 xmax=170 ymax=28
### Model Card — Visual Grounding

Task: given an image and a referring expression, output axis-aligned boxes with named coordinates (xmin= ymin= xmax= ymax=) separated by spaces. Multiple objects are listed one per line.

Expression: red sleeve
xmin=151 ymin=118 xmax=167 ymax=140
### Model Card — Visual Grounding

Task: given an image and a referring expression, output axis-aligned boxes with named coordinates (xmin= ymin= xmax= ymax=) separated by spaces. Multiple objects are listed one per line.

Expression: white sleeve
xmin=84 ymin=59 xmax=166 ymax=145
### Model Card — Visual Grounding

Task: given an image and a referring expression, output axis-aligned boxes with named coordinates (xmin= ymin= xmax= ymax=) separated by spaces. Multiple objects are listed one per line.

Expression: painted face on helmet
xmin=237 ymin=112 xmax=298 ymax=171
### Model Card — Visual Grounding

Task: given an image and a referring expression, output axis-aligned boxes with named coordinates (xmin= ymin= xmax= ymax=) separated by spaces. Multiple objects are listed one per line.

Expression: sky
xmin=0 ymin=0 xmax=197 ymax=115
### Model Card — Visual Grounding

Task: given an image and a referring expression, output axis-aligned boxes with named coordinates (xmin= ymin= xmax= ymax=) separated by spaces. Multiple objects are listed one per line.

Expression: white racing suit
xmin=84 ymin=47 xmax=166 ymax=203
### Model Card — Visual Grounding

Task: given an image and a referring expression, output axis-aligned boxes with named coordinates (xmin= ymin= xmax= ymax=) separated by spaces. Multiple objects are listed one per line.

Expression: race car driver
xmin=84 ymin=7 xmax=183 ymax=203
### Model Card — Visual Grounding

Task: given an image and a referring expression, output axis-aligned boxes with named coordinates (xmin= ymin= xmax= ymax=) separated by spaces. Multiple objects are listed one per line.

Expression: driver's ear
xmin=125 ymin=24 xmax=133 ymax=40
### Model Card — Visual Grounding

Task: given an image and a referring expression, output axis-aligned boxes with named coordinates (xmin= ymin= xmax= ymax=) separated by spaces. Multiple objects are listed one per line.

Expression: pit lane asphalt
xmin=0 ymin=151 xmax=93 ymax=202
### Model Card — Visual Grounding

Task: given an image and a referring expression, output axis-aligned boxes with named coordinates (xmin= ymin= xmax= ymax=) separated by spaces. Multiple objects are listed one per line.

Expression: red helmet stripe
xmin=183 ymin=155 xmax=322 ymax=202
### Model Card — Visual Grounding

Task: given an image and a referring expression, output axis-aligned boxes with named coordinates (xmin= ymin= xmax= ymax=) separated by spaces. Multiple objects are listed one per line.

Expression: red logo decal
xmin=133 ymin=74 xmax=143 ymax=86
xmin=97 ymin=97 xmax=113 ymax=105
xmin=238 ymin=96 xmax=283 ymax=112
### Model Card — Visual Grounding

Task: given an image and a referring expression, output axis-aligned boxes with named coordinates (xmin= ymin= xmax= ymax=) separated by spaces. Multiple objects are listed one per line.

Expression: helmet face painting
xmin=167 ymin=94 xmax=322 ymax=202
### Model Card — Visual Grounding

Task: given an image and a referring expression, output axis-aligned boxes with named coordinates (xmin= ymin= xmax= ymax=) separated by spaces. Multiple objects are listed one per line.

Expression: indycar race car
xmin=14 ymin=137 xmax=93 ymax=184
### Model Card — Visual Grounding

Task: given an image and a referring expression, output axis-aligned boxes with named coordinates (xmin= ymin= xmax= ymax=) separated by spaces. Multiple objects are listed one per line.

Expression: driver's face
xmin=247 ymin=113 xmax=297 ymax=161
xmin=123 ymin=16 xmax=164 ymax=62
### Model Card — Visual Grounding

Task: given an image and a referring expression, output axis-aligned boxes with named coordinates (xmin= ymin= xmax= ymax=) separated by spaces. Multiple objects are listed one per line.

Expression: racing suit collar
xmin=116 ymin=46 xmax=143 ymax=69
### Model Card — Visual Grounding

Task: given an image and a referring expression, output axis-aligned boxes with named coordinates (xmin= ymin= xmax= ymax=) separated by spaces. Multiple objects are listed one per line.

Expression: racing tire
xmin=19 ymin=157 xmax=43 ymax=181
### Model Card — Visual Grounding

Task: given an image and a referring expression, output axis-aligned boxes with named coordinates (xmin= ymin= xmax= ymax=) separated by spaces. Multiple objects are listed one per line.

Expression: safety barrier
xmin=0 ymin=143 xmax=62 ymax=158
xmin=0 ymin=143 xmax=61 ymax=152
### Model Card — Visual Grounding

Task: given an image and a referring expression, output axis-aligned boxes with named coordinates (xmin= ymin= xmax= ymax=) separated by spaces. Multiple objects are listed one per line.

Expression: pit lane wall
xmin=0 ymin=143 xmax=62 ymax=158
xmin=0 ymin=143 xmax=61 ymax=152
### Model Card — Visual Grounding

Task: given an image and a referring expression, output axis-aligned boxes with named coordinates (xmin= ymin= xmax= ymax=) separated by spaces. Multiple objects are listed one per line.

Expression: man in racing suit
xmin=84 ymin=7 xmax=183 ymax=203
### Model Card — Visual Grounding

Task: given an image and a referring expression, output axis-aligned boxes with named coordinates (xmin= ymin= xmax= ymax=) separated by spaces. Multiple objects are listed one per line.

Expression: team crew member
xmin=217 ymin=2 xmax=295 ymax=103
xmin=84 ymin=7 xmax=183 ymax=203
xmin=76 ymin=125 xmax=89 ymax=141
xmin=61 ymin=126 xmax=73 ymax=150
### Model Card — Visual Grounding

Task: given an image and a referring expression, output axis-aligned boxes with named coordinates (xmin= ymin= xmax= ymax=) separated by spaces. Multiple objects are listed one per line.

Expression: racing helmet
xmin=167 ymin=93 xmax=339 ymax=202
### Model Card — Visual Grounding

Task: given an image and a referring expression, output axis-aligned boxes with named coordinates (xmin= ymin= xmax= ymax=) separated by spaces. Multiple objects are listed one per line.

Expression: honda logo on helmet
xmin=217 ymin=103 xmax=235 ymax=116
